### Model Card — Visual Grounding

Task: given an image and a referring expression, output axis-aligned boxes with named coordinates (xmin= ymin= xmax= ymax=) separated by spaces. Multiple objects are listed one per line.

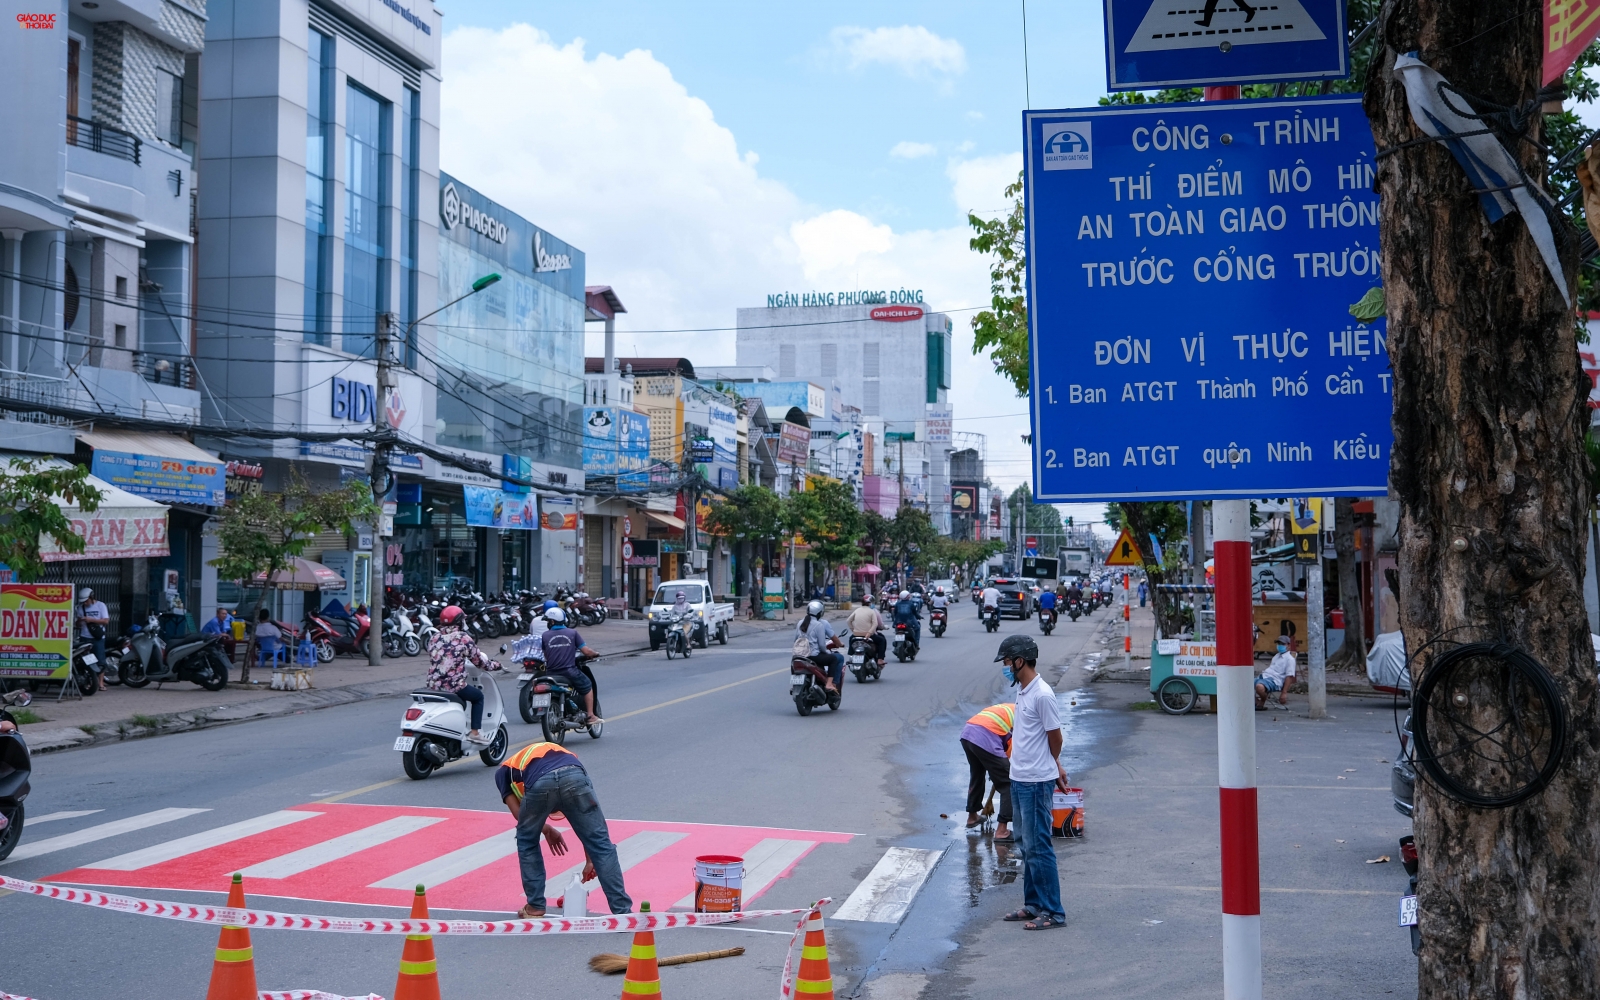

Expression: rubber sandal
xmin=1023 ymin=914 xmax=1067 ymax=930
xmin=1002 ymin=908 xmax=1037 ymax=922
xmin=993 ymin=833 xmax=1016 ymax=843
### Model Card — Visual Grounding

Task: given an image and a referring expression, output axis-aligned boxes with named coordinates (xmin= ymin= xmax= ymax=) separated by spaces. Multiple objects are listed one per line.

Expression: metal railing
xmin=133 ymin=351 xmax=192 ymax=387
xmin=66 ymin=115 xmax=141 ymax=165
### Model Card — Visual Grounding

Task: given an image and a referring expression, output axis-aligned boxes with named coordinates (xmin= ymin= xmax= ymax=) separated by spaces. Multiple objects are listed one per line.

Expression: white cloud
xmin=889 ymin=140 xmax=937 ymax=159
xmin=948 ymin=153 xmax=1022 ymax=219
xmin=439 ymin=24 xmax=1036 ymax=489
xmin=827 ymin=25 xmax=967 ymax=77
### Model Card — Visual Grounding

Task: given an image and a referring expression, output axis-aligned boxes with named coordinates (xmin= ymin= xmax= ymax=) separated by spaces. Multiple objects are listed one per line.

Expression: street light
xmin=366 ymin=271 xmax=503 ymax=665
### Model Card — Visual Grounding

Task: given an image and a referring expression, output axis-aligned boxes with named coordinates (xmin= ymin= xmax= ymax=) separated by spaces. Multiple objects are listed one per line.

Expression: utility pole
xmin=369 ymin=311 xmax=395 ymax=666
xmin=1304 ymin=498 xmax=1328 ymax=720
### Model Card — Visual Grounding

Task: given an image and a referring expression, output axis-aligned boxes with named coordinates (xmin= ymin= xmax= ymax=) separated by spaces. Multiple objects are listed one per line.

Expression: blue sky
xmin=434 ymin=2 xmax=1117 ymax=524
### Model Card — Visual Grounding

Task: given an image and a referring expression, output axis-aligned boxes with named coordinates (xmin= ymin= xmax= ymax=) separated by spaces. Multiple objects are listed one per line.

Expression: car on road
xmin=990 ymin=577 xmax=1034 ymax=619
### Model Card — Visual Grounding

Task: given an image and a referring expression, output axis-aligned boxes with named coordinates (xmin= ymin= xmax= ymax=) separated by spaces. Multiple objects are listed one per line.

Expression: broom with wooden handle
xmin=589 ymin=946 xmax=745 ymax=975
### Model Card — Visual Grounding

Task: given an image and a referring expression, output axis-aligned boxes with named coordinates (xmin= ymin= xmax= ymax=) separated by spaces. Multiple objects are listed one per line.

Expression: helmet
xmin=994 ymin=634 xmax=1039 ymax=662
xmin=78 ymin=587 xmax=92 ymax=600
xmin=675 ymin=590 xmax=686 ymax=600
xmin=899 ymin=590 xmax=910 ymax=600
xmin=935 ymin=587 xmax=945 ymax=595
xmin=806 ymin=599 xmax=824 ymax=617
xmin=439 ymin=605 xmax=463 ymax=625
xmin=545 ymin=607 xmax=566 ymax=623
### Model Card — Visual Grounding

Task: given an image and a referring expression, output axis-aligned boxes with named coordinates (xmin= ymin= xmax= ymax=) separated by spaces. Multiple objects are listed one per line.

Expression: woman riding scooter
xmin=426 ymin=605 xmax=502 ymax=744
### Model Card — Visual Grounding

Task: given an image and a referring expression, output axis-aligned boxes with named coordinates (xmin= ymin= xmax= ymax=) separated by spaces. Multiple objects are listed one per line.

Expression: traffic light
xmin=1067 ymin=516 xmax=1074 ymax=527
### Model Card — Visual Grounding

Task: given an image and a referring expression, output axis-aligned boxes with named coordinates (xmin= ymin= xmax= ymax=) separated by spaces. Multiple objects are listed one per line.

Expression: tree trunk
xmin=1328 ymin=497 xmax=1368 ymax=672
xmin=1120 ymin=502 xmax=1184 ymax=636
xmin=1367 ymin=6 xmax=1600 ymax=997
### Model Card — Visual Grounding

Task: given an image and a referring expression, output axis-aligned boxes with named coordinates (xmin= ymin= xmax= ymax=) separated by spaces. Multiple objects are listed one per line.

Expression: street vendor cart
xmin=1149 ymin=584 xmax=1216 ymax=715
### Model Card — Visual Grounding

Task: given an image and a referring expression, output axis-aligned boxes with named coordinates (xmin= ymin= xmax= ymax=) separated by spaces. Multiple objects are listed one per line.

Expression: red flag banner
xmin=1545 ymin=0 xmax=1600 ymax=84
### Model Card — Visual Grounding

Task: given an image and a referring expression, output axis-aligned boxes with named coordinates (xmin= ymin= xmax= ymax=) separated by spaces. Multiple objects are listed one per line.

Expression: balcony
xmin=67 ymin=116 xmax=141 ymax=165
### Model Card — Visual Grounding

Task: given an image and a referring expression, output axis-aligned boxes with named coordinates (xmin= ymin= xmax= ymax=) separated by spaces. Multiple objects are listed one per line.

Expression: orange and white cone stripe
xmin=620 ymin=902 xmax=662 ymax=999
xmin=791 ymin=910 xmax=834 ymax=999
xmin=206 ymin=874 xmax=259 ymax=1000
xmin=392 ymin=886 xmax=440 ymax=1000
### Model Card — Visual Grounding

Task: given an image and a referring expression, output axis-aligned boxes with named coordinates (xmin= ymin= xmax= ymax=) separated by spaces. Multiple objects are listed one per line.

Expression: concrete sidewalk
xmin=11 ymin=615 xmax=794 ymax=752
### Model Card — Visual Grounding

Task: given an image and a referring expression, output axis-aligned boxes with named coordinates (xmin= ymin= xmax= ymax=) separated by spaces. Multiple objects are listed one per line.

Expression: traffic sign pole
xmin=1214 ymin=499 xmax=1261 ymax=1000
xmin=1122 ymin=572 xmax=1131 ymax=668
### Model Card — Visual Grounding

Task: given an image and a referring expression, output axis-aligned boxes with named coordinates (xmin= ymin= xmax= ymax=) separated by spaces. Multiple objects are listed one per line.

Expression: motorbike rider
xmin=1037 ymin=587 xmax=1057 ymax=623
xmin=1066 ymin=579 xmax=1084 ymax=606
xmin=930 ymin=586 xmax=951 ymax=632
xmin=846 ymin=598 xmax=887 ymax=667
xmin=980 ymin=581 xmax=1002 ymax=619
xmin=796 ymin=599 xmax=844 ymax=692
xmin=425 ymin=605 xmax=503 ymax=744
xmin=892 ymin=589 xmax=922 ymax=648
xmin=538 ymin=607 xmax=602 ymax=725
xmin=77 ymin=587 xmax=110 ymax=691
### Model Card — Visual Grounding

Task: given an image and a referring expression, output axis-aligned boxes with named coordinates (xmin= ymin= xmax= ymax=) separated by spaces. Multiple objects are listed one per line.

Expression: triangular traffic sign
xmin=1105 ymin=526 xmax=1144 ymax=566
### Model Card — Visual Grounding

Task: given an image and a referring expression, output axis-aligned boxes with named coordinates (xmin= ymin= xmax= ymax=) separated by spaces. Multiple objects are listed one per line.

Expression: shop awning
xmin=38 ymin=471 xmax=170 ymax=562
xmin=76 ymin=429 xmax=225 ymax=506
xmin=645 ymin=511 xmax=686 ymax=532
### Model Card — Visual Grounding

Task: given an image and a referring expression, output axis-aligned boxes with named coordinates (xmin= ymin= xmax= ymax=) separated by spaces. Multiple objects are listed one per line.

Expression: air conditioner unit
xmin=689 ymin=549 xmax=708 ymax=571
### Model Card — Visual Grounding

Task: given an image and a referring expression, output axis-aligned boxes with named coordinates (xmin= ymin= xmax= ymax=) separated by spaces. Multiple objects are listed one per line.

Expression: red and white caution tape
xmin=8 ymin=992 xmax=381 ymax=1000
xmin=0 ymin=875 xmax=817 ymax=936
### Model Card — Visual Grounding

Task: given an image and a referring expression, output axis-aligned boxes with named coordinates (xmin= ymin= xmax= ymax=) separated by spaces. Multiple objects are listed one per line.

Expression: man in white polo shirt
xmin=995 ymin=634 xmax=1067 ymax=931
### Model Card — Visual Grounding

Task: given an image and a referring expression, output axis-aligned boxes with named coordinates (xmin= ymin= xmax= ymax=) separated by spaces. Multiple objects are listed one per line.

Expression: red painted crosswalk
xmin=47 ymin=803 xmax=853 ymax=915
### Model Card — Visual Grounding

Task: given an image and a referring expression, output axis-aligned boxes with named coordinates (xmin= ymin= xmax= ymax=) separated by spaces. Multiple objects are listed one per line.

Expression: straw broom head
xmin=589 ymin=946 xmax=745 ymax=974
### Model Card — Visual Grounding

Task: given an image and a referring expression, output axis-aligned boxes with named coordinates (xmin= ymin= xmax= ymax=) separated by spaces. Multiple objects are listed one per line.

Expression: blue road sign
xmin=1023 ymin=95 xmax=1389 ymax=502
xmin=1103 ymin=0 xmax=1347 ymax=90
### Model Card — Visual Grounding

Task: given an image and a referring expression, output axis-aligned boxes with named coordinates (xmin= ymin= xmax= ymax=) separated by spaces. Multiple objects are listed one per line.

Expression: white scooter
xmin=383 ymin=607 xmax=423 ymax=657
xmin=395 ymin=661 xmax=510 ymax=779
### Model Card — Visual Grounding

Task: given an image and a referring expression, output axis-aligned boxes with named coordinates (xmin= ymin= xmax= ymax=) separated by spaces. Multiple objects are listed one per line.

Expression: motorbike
xmin=892 ymin=621 xmax=919 ymax=662
xmin=662 ymin=612 xmax=693 ymax=660
xmin=69 ymin=640 xmax=101 ymax=697
xmin=408 ymin=605 xmax=439 ymax=648
xmin=304 ymin=610 xmax=370 ymax=661
xmin=567 ymin=591 xmax=607 ymax=627
xmin=396 ymin=660 xmax=511 ymax=779
xmin=0 ymin=707 xmax=31 ymax=862
xmin=382 ymin=606 xmax=423 ymax=657
xmin=1066 ymin=598 xmax=1083 ymax=622
xmin=929 ymin=607 xmax=948 ymax=638
xmin=1399 ymin=834 xmax=1420 ymax=955
xmin=510 ymin=642 xmax=604 ymax=744
xmin=1039 ymin=606 xmax=1057 ymax=636
xmin=847 ymin=633 xmax=881 ymax=683
xmin=116 ymin=617 xmax=229 ymax=691
xmin=790 ymin=654 xmax=840 ymax=716
xmin=983 ymin=605 xmax=1001 ymax=633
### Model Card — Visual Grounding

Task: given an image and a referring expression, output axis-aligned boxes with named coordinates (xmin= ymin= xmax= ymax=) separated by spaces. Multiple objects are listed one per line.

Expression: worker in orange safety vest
xmin=961 ymin=703 xmax=1016 ymax=842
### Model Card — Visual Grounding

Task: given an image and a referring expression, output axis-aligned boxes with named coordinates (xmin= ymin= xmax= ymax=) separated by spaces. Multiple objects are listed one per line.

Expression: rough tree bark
xmin=1328 ymin=496 xmax=1368 ymax=671
xmin=1120 ymin=502 xmax=1185 ymax=636
xmin=1367 ymin=4 xmax=1600 ymax=997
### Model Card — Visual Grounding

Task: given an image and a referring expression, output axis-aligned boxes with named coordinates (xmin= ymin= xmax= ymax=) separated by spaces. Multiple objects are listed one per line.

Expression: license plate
xmin=1399 ymin=895 xmax=1418 ymax=927
xmin=531 ymin=693 xmax=551 ymax=708
xmin=790 ymin=677 xmax=806 ymax=689
xmin=893 ymin=635 xmax=904 ymax=643
xmin=81 ymin=653 xmax=97 ymax=665
xmin=517 ymin=673 xmax=534 ymax=682
xmin=848 ymin=655 xmax=864 ymax=665
xmin=393 ymin=736 xmax=416 ymax=751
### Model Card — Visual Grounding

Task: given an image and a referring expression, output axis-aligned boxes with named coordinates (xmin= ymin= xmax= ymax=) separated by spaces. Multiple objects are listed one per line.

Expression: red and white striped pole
xmin=1122 ymin=572 xmax=1132 ymax=666
xmin=1213 ymin=499 xmax=1260 ymax=998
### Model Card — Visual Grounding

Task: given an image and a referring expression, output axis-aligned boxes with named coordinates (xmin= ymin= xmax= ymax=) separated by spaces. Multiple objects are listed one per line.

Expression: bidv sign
xmin=331 ymin=377 xmax=378 ymax=423
xmin=1023 ymin=96 xmax=1390 ymax=501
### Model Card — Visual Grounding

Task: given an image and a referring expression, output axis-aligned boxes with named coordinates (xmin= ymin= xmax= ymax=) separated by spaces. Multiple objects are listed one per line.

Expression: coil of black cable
xmin=1411 ymin=640 xmax=1570 ymax=809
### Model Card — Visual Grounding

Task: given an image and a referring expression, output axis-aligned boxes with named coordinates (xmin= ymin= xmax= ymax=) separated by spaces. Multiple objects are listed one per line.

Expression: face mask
xmin=1276 ymin=645 xmax=1287 ymax=654
xmin=1001 ymin=664 xmax=1016 ymax=684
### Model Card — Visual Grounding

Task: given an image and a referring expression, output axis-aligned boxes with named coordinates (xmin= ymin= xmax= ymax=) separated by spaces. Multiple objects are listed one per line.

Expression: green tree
xmin=210 ymin=477 xmax=379 ymax=682
xmin=861 ymin=509 xmax=892 ymax=562
xmin=702 ymin=484 xmax=787 ymax=548
xmin=886 ymin=506 xmax=938 ymax=580
xmin=786 ymin=478 xmax=863 ymax=589
xmin=0 ymin=458 xmax=104 ymax=582
xmin=1108 ymin=501 xmax=1191 ymax=636
xmin=966 ymin=171 xmax=1029 ymax=394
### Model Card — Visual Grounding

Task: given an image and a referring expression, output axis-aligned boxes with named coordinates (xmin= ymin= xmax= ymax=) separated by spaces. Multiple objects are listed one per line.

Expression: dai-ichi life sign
xmin=0 ymin=583 xmax=75 ymax=680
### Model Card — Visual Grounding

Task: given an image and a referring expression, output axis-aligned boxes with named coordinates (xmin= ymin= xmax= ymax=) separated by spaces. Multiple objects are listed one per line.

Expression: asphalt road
xmin=2 ymin=603 xmax=1084 ymax=1000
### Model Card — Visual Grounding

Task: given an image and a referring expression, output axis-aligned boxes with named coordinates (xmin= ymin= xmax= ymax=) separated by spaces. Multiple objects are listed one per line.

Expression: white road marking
xmin=672 ymin=838 xmax=816 ymax=909
xmin=2 ymin=808 xmax=210 ymax=865
xmin=241 ymin=815 xmax=444 ymax=879
xmin=831 ymin=846 xmax=943 ymax=923
xmin=85 ymin=810 xmax=321 ymax=871
xmin=545 ymin=830 xmax=689 ymax=900
xmin=369 ymin=830 xmax=517 ymax=890
xmin=25 ymin=810 xmax=103 ymax=826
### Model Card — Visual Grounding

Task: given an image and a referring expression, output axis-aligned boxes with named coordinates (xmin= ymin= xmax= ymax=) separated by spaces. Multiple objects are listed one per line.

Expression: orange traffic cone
xmin=619 ymin=901 xmax=662 ymax=999
xmin=393 ymin=884 xmax=441 ymax=1000
xmin=205 ymin=873 xmax=259 ymax=1000
xmin=794 ymin=908 xmax=835 ymax=999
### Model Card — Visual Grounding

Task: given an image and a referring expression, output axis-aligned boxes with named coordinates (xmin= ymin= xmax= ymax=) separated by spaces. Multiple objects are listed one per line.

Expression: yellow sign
xmin=1291 ymin=498 xmax=1321 ymax=563
xmin=1105 ymin=527 xmax=1144 ymax=566
xmin=0 ymin=583 xmax=75 ymax=680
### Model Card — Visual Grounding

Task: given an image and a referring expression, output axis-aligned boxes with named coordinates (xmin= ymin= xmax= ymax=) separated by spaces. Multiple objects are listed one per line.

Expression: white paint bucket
xmin=693 ymin=854 xmax=744 ymax=912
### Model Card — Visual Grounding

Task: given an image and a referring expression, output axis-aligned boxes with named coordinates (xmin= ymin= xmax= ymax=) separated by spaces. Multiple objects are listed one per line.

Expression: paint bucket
xmin=693 ymin=855 xmax=744 ymax=912
xmin=1052 ymin=788 xmax=1085 ymax=838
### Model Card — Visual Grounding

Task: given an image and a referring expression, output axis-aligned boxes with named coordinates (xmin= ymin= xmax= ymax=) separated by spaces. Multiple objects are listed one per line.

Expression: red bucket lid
xmin=695 ymin=854 xmax=744 ymax=865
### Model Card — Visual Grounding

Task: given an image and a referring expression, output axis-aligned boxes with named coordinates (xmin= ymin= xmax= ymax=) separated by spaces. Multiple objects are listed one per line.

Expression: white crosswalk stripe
xmin=86 ymin=810 xmax=320 ymax=871
xmin=1 ymin=808 xmax=209 ymax=865
xmin=241 ymin=815 xmax=444 ymax=879
xmin=368 ymin=830 xmax=518 ymax=890
xmin=831 ymin=846 xmax=943 ymax=923
xmin=672 ymin=838 xmax=816 ymax=910
xmin=25 ymin=810 xmax=103 ymax=826
xmin=549 ymin=830 xmax=688 ymax=902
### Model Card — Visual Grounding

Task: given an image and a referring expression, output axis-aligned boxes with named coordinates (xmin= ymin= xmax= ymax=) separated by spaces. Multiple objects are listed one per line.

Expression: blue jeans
xmin=457 ymin=684 xmax=483 ymax=730
xmin=812 ymin=651 xmax=843 ymax=687
xmin=515 ymin=765 xmax=632 ymax=914
xmin=1012 ymin=779 xmax=1064 ymax=919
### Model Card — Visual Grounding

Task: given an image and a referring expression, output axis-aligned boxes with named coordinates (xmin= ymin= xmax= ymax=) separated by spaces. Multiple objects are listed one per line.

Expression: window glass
xmin=343 ymin=83 xmax=389 ymax=358
xmin=303 ymin=30 xmax=334 ymax=341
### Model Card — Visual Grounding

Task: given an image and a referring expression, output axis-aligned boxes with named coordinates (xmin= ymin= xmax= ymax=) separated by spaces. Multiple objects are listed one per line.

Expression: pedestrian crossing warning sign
xmin=1105 ymin=527 xmax=1144 ymax=566
xmin=1124 ymin=0 xmax=1327 ymax=54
